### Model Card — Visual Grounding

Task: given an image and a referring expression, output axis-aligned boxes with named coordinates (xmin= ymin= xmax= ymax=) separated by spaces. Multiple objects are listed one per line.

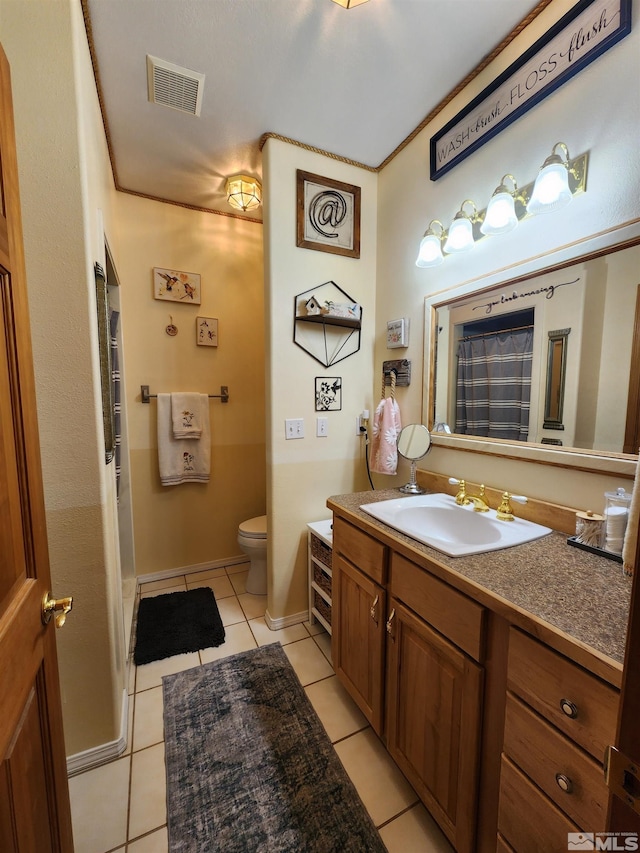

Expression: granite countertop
xmin=327 ymin=489 xmax=631 ymax=672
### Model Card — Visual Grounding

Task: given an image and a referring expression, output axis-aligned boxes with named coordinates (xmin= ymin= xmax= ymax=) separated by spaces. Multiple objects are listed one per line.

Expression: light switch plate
xmin=285 ymin=418 xmax=304 ymax=439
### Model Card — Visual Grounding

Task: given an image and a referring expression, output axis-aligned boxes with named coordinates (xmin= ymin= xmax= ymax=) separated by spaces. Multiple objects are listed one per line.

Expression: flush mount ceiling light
xmin=225 ymin=175 xmax=262 ymax=212
xmin=331 ymin=0 xmax=370 ymax=7
xmin=443 ymin=201 xmax=478 ymax=253
xmin=416 ymin=142 xmax=589 ymax=270
xmin=480 ymin=174 xmax=520 ymax=236
xmin=415 ymin=220 xmax=445 ymax=268
xmin=526 ymin=142 xmax=584 ymax=215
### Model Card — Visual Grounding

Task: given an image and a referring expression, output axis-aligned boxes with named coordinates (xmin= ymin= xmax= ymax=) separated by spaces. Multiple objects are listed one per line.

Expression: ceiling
xmin=83 ymin=0 xmax=545 ymax=221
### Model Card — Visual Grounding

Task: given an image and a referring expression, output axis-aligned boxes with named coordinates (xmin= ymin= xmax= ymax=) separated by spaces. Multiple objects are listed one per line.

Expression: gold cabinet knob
xmin=42 ymin=593 xmax=73 ymax=628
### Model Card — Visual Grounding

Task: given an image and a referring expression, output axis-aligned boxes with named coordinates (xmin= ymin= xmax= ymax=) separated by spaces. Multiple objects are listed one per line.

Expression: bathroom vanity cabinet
xmin=328 ymin=492 xmax=627 ymax=852
xmin=332 ymin=516 xmax=485 ymax=852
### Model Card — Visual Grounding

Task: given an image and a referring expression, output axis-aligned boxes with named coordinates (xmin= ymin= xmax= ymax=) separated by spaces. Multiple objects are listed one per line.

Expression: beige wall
xmin=377 ymin=0 xmax=640 ymax=512
xmin=114 ymin=194 xmax=266 ymax=576
xmin=263 ymin=139 xmax=378 ymax=622
xmin=1 ymin=0 xmax=126 ymax=755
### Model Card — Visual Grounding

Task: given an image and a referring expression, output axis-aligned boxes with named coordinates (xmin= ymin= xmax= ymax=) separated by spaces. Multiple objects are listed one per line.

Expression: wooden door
xmin=385 ymin=598 xmax=483 ymax=853
xmin=331 ymin=554 xmax=386 ymax=734
xmin=0 ymin=43 xmax=74 ymax=852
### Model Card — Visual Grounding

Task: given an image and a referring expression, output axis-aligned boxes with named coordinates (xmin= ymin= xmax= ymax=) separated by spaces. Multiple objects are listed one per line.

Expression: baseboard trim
xmin=66 ymin=688 xmax=129 ymax=777
xmin=265 ymin=609 xmax=309 ymax=631
xmin=137 ymin=555 xmax=248 ymax=586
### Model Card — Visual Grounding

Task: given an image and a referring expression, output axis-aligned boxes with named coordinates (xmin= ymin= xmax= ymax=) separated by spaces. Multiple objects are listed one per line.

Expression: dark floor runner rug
xmin=134 ymin=587 xmax=225 ymax=665
xmin=162 ymin=643 xmax=386 ymax=853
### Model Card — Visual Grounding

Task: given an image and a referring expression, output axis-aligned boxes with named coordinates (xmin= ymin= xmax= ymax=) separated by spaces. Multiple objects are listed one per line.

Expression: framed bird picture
xmin=153 ymin=267 xmax=201 ymax=304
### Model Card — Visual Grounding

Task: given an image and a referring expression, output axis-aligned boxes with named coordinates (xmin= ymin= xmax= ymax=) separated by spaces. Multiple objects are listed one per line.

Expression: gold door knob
xmin=42 ymin=593 xmax=73 ymax=628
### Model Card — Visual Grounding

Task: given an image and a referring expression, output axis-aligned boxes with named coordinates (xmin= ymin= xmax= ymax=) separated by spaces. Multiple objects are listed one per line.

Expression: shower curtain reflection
xmin=455 ymin=327 xmax=534 ymax=441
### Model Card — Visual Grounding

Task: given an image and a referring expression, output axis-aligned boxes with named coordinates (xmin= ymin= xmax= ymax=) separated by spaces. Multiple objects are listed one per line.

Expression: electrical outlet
xmin=316 ymin=417 xmax=328 ymax=437
xmin=285 ymin=418 xmax=304 ymax=439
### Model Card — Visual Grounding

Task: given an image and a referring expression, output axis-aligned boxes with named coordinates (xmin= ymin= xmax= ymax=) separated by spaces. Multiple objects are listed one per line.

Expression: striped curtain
xmin=455 ymin=327 xmax=533 ymax=441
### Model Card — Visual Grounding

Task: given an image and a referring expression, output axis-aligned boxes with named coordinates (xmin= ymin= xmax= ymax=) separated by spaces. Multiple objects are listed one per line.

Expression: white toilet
xmin=237 ymin=515 xmax=268 ymax=595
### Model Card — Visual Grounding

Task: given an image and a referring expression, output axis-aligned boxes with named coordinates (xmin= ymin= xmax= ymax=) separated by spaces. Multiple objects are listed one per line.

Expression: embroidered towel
xmin=171 ymin=392 xmax=206 ymax=439
xmin=370 ymin=397 xmax=402 ymax=475
xmin=622 ymin=450 xmax=640 ymax=577
xmin=158 ymin=394 xmax=210 ymax=485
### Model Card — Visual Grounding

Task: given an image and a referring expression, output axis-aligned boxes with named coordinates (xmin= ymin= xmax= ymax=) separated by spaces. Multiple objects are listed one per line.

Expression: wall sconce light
xmin=443 ymin=201 xmax=478 ymax=253
xmin=526 ymin=142 xmax=582 ymax=215
xmin=331 ymin=0 xmax=370 ymax=7
xmin=415 ymin=220 xmax=445 ymax=268
xmin=480 ymin=174 xmax=520 ymax=236
xmin=416 ymin=142 xmax=588 ymax=269
xmin=225 ymin=175 xmax=262 ymax=211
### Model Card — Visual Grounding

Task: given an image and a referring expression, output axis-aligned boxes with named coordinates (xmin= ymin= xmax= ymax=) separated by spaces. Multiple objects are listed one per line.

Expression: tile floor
xmin=68 ymin=563 xmax=453 ymax=853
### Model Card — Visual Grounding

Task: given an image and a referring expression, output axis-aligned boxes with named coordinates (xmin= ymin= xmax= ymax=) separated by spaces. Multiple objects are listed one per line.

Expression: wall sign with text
xmin=430 ymin=0 xmax=631 ymax=180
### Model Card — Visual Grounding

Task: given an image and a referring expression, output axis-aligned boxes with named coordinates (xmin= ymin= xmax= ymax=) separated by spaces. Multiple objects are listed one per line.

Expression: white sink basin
xmin=359 ymin=493 xmax=552 ymax=557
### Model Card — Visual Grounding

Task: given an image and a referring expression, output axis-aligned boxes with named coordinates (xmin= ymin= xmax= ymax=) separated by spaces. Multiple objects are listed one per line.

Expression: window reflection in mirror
xmin=428 ymin=240 xmax=640 ymax=457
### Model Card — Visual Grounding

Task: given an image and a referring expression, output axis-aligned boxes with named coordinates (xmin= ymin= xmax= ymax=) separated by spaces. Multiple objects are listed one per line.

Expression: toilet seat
xmin=238 ymin=515 xmax=267 ymax=539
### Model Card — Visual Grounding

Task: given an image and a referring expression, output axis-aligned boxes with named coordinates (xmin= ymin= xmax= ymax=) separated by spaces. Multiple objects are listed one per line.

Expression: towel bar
xmin=141 ymin=385 xmax=229 ymax=403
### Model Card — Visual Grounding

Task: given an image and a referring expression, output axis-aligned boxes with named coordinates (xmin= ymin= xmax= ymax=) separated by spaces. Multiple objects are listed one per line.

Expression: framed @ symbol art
xmin=296 ymin=170 xmax=361 ymax=259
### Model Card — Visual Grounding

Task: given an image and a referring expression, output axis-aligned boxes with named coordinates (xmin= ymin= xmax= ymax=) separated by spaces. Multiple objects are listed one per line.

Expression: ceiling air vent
xmin=146 ymin=55 xmax=204 ymax=116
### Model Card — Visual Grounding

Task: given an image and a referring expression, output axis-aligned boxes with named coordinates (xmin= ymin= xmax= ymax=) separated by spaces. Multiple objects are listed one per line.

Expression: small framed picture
xmin=387 ymin=318 xmax=409 ymax=349
xmin=315 ymin=377 xmax=342 ymax=412
xmin=153 ymin=267 xmax=201 ymax=304
xmin=296 ymin=170 xmax=361 ymax=258
xmin=196 ymin=316 xmax=218 ymax=347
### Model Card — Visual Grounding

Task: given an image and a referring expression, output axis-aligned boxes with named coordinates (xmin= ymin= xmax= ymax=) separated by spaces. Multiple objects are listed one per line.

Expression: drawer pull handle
xmin=386 ymin=608 xmax=396 ymax=635
xmin=555 ymin=773 xmax=573 ymax=793
xmin=370 ymin=595 xmax=379 ymax=623
xmin=560 ymin=698 xmax=578 ymax=718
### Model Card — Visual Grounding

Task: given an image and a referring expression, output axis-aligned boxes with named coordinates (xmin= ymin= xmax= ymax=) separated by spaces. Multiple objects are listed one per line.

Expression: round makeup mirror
xmin=397 ymin=424 xmax=431 ymax=494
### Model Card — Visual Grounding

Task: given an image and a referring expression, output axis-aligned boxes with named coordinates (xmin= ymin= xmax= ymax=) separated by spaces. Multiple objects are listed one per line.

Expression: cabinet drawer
xmin=390 ymin=552 xmax=484 ymax=661
xmin=333 ymin=516 xmax=387 ymax=584
xmin=504 ymin=692 xmax=608 ymax=830
xmin=507 ymin=628 xmax=618 ymax=761
xmin=498 ymin=755 xmax=579 ymax=852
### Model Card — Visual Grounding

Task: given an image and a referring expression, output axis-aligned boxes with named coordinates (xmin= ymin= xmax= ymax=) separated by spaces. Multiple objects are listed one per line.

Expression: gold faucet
xmin=449 ymin=478 xmax=490 ymax=511
xmin=466 ymin=484 xmax=490 ymax=512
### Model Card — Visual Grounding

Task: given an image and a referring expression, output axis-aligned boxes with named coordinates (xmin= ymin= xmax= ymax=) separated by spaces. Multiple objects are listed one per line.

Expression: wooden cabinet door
xmin=331 ymin=553 xmax=386 ymax=734
xmin=386 ymin=598 xmax=483 ymax=853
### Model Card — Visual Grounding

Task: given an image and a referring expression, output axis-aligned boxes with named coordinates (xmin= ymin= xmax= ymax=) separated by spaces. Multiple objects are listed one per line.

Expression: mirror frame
xmin=423 ymin=225 xmax=640 ymax=477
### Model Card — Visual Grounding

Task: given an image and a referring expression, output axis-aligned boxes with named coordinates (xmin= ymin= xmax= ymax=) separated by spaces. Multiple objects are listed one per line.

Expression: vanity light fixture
xmin=415 ymin=220 xmax=445 ymax=268
xmin=480 ymin=174 xmax=520 ymax=236
xmin=416 ymin=141 xmax=589 ymax=269
xmin=527 ymin=142 xmax=579 ymax=215
xmin=443 ymin=201 xmax=478 ymax=253
xmin=225 ymin=175 xmax=262 ymax=212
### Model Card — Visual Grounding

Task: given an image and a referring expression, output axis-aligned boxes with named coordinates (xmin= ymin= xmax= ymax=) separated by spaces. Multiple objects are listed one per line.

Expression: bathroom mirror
xmin=425 ymin=236 xmax=640 ymax=467
xmin=397 ymin=424 xmax=431 ymax=494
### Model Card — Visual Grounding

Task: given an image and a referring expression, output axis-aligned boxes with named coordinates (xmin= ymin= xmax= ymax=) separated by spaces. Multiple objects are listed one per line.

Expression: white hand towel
xmin=171 ymin=392 xmax=205 ymax=439
xmin=370 ymin=397 xmax=402 ymax=475
xmin=622 ymin=451 xmax=640 ymax=577
xmin=158 ymin=394 xmax=210 ymax=485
